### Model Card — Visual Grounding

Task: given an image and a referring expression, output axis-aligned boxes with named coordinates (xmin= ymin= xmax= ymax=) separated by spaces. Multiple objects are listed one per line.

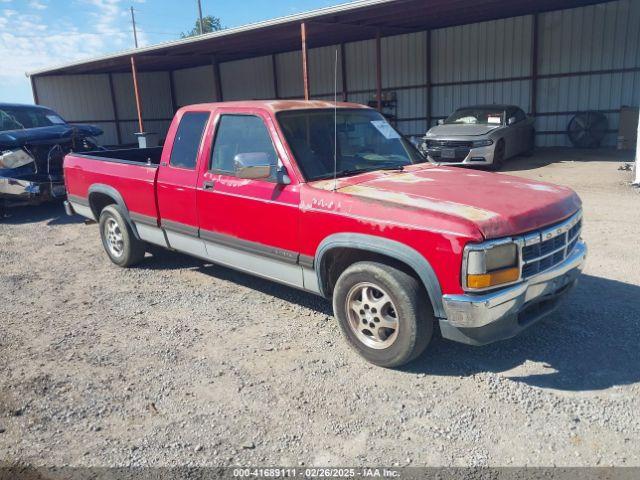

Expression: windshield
xmin=0 ymin=107 xmax=66 ymax=132
xmin=277 ymin=109 xmax=424 ymax=181
xmin=445 ymin=108 xmax=505 ymax=126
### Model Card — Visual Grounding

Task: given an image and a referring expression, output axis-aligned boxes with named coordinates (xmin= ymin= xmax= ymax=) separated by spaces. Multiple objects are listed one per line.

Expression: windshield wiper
xmin=316 ymin=165 xmax=405 ymax=181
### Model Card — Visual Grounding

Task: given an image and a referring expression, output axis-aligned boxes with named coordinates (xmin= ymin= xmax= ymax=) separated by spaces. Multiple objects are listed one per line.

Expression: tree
xmin=180 ymin=15 xmax=223 ymax=38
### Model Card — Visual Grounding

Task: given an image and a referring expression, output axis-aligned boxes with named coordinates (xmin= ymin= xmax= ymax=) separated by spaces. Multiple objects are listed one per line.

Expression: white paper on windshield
xmin=46 ymin=115 xmax=65 ymax=124
xmin=371 ymin=120 xmax=400 ymax=139
xmin=487 ymin=116 xmax=502 ymax=124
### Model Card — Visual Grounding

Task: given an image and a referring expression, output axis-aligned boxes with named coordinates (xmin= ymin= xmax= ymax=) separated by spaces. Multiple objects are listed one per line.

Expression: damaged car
xmin=0 ymin=103 xmax=103 ymax=209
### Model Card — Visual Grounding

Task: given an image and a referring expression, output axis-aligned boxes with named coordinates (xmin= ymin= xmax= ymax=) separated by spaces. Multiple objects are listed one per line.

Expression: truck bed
xmin=64 ymin=147 xmax=162 ymax=222
xmin=74 ymin=146 xmax=163 ymax=165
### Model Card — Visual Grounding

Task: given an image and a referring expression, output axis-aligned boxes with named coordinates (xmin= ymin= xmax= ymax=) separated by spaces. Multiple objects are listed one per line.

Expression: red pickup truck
xmin=64 ymin=100 xmax=586 ymax=367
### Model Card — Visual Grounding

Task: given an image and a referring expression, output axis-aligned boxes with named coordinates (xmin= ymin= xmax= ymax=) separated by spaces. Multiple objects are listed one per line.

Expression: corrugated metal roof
xmin=28 ymin=0 xmax=611 ymax=77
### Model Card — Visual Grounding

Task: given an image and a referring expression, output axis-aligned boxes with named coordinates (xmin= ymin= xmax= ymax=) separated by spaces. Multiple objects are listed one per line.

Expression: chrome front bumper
xmin=439 ymin=240 xmax=587 ymax=345
xmin=427 ymin=143 xmax=496 ymax=166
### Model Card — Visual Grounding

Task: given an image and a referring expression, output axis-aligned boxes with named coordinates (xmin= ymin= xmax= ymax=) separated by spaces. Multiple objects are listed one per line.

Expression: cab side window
xmin=169 ymin=112 xmax=210 ymax=169
xmin=210 ymin=115 xmax=277 ymax=176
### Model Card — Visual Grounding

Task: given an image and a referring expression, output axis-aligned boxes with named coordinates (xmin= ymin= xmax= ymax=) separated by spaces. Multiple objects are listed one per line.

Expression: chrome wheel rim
xmin=104 ymin=217 xmax=124 ymax=258
xmin=345 ymin=282 xmax=399 ymax=350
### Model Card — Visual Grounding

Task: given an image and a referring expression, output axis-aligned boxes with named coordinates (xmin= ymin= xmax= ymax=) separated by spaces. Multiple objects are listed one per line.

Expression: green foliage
xmin=180 ymin=15 xmax=223 ymax=38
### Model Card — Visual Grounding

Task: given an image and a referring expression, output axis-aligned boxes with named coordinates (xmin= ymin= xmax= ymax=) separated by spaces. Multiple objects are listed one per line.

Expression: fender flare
xmin=315 ymin=233 xmax=445 ymax=319
xmin=87 ymin=184 xmax=141 ymax=240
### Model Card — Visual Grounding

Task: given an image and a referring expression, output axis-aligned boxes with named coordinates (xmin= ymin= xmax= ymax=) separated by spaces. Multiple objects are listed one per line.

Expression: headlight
xmin=0 ymin=148 xmax=35 ymax=170
xmin=464 ymin=241 xmax=519 ymax=290
xmin=472 ymin=139 xmax=494 ymax=148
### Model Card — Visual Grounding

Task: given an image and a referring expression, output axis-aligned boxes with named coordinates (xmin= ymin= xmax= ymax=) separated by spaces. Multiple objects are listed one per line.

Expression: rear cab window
xmin=210 ymin=114 xmax=278 ymax=180
xmin=169 ymin=112 xmax=210 ymax=169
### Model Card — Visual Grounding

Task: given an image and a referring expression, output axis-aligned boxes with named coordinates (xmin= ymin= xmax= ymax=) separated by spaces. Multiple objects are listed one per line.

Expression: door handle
xmin=202 ymin=180 xmax=215 ymax=191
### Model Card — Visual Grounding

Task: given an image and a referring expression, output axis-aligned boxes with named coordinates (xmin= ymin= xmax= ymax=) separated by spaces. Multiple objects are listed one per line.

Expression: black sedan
xmin=0 ymin=103 xmax=103 ymax=209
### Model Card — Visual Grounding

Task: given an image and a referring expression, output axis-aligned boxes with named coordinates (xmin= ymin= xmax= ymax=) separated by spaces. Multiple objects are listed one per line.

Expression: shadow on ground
xmin=0 ymin=202 xmax=83 ymax=226
xmin=500 ymin=147 xmax=634 ymax=172
xmin=140 ymin=248 xmax=640 ymax=392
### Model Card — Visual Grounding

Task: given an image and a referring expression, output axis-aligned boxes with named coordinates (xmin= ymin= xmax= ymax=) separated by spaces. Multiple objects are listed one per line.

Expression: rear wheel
xmin=489 ymin=139 xmax=505 ymax=171
xmin=332 ymin=261 xmax=433 ymax=368
xmin=99 ymin=205 xmax=145 ymax=267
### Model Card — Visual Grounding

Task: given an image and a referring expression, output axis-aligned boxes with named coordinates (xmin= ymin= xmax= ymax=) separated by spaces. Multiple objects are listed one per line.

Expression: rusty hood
xmin=308 ymin=165 xmax=582 ymax=239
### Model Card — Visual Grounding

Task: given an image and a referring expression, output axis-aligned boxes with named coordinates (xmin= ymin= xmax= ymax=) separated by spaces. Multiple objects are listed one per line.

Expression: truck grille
xmin=521 ymin=212 xmax=582 ymax=279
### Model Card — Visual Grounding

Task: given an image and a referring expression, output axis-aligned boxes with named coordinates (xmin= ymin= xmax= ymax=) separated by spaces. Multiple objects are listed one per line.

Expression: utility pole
xmin=197 ymin=0 xmax=204 ymax=35
xmin=130 ymin=6 xmax=139 ymax=48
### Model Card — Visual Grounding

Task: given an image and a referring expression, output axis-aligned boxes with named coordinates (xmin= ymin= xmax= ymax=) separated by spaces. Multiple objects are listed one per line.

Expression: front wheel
xmin=489 ymin=139 xmax=505 ymax=171
xmin=332 ymin=261 xmax=434 ymax=368
xmin=99 ymin=205 xmax=145 ymax=267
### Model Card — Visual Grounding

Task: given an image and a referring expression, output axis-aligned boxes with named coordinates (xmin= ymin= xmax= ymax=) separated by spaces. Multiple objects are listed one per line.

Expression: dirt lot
xmin=1 ymin=148 xmax=639 ymax=468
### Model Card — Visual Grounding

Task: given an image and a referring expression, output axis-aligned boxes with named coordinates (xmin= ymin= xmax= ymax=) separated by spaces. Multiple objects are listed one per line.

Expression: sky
xmin=0 ymin=0 xmax=357 ymax=104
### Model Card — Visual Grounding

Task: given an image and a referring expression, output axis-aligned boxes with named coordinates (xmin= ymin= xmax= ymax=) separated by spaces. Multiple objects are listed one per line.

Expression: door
xmin=156 ymin=110 xmax=211 ymax=254
xmin=196 ymin=110 xmax=303 ymax=288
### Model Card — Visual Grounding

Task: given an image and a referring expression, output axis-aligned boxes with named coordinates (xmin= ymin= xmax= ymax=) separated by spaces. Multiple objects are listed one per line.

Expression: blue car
xmin=0 ymin=103 xmax=103 ymax=208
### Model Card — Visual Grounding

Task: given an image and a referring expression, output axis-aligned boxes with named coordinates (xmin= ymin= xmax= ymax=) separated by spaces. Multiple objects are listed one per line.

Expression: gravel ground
xmin=1 ymin=148 xmax=639 ymax=468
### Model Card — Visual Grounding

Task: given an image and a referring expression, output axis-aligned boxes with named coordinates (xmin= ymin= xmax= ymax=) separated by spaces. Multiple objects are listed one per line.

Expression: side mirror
xmin=437 ymin=119 xmax=445 ymax=125
xmin=234 ymin=152 xmax=273 ymax=180
xmin=508 ymin=116 xmax=517 ymax=126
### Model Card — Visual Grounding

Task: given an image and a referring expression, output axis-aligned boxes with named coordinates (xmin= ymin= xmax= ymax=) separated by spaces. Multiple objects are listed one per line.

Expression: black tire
xmin=98 ymin=204 xmax=145 ymax=267
xmin=489 ymin=139 xmax=505 ymax=171
xmin=332 ymin=261 xmax=434 ymax=368
xmin=522 ymin=129 xmax=535 ymax=157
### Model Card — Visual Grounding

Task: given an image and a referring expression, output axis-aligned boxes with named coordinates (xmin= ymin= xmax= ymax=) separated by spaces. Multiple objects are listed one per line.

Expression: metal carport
xmin=27 ymin=0 xmax=640 ymax=148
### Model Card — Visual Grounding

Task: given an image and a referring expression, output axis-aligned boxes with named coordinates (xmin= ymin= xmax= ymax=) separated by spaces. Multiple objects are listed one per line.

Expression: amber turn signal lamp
xmin=467 ymin=267 xmax=519 ymax=289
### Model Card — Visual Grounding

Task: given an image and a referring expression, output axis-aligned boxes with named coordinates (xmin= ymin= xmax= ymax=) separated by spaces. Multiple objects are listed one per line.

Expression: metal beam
xmin=212 ymin=57 xmax=223 ymax=101
xmin=168 ymin=70 xmax=178 ymax=113
xmin=29 ymin=76 xmax=39 ymax=105
xmin=530 ymin=13 xmax=539 ymax=116
xmin=108 ymin=73 xmax=122 ymax=145
xmin=426 ymin=30 xmax=432 ymax=128
xmin=301 ymin=22 xmax=310 ymax=101
xmin=340 ymin=43 xmax=348 ymax=102
xmin=375 ymin=28 xmax=382 ymax=112
xmin=272 ymin=54 xmax=280 ymax=99
xmin=130 ymin=56 xmax=144 ymax=133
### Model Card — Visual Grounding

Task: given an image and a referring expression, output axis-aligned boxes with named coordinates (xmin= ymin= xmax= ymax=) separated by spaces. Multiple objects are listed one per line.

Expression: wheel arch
xmin=315 ymin=233 xmax=445 ymax=319
xmin=88 ymin=184 xmax=140 ymax=240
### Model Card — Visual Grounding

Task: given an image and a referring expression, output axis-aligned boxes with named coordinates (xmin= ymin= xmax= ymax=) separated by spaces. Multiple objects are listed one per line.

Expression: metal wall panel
xmin=432 ymin=15 xmax=532 ymax=83
xmin=345 ymin=39 xmax=376 ymax=92
xmin=275 ymin=50 xmax=303 ymax=98
xmin=539 ymin=0 xmax=640 ymax=75
xmin=112 ymin=71 xmax=173 ymax=120
xmin=309 ymin=44 xmax=343 ymax=96
xmin=35 ymin=74 xmax=114 ymax=122
xmin=173 ymin=65 xmax=216 ymax=107
xmin=382 ymin=31 xmax=427 ymax=88
xmin=431 ymin=80 xmax=531 ymax=118
xmin=220 ymin=55 xmax=275 ymax=100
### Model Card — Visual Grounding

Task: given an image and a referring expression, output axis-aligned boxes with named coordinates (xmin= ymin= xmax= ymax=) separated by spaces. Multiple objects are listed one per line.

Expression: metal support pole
xmin=272 ymin=54 xmax=279 ymax=99
xmin=530 ymin=13 xmax=539 ymax=117
xmin=634 ymin=108 xmax=640 ymax=185
xmin=29 ymin=75 xmax=39 ymax=105
xmin=212 ymin=57 xmax=223 ymax=101
xmin=426 ymin=30 xmax=432 ymax=128
xmin=340 ymin=43 xmax=348 ymax=102
xmin=376 ymin=28 xmax=382 ymax=112
xmin=130 ymin=56 xmax=144 ymax=133
xmin=301 ymin=22 xmax=310 ymax=101
xmin=168 ymin=70 xmax=178 ymax=113
xmin=108 ymin=73 xmax=122 ymax=145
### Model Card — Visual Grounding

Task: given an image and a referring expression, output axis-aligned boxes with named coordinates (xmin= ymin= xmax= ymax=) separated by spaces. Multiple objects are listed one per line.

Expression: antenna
xmin=333 ymin=48 xmax=338 ymax=192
